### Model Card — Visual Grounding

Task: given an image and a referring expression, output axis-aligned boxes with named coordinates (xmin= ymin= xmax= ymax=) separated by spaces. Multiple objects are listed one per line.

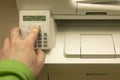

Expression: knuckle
xmin=30 ymin=31 xmax=36 ymax=35
xmin=10 ymin=27 xmax=17 ymax=32
xmin=11 ymin=40 xmax=17 ymax=45
xmin=4 ymin=38 xmax=8 ymax=44
xmin=31 ymin=30 xmax=39 ymax=35
xmin=10 ymin=29 xmax=16 ymax=36
xmin=31 ymin=27 xmax=39 ymax=34
xmin=24 ymin=40 xmax=34 ymax=47
xmin=10 ymin=27 xmax=20 ymax=34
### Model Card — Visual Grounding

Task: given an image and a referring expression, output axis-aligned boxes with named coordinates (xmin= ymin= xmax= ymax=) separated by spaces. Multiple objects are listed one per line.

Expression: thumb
xmin=32 ymin=49 xmax=45 ymax=79
xmin=36 ymin=49 xmax=45 ymax=63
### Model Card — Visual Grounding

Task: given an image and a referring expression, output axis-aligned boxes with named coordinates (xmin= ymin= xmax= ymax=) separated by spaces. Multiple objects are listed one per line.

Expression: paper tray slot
xmin=86 ymin=12 xmax=107 ymax=15
xmin=64 ymin=33 xmax=116 ymax=58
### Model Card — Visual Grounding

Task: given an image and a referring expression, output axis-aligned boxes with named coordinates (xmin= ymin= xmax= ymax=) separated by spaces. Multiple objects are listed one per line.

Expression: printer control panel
xmin=19 ymin=10 xmax=56 ymax=49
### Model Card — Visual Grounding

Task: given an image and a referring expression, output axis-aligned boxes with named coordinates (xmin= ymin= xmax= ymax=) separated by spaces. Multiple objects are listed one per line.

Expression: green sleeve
xmin=0 ymin=60 xmax=35 ymax=80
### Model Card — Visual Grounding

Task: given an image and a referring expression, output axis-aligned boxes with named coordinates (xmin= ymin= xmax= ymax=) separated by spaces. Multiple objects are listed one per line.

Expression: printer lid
xmin=16 ymin=0 xmax=120 ymax=19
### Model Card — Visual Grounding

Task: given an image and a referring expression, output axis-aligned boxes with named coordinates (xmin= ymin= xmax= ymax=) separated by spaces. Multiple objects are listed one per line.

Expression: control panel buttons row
xmin=34 ymin=33 xmax=48 ymax=48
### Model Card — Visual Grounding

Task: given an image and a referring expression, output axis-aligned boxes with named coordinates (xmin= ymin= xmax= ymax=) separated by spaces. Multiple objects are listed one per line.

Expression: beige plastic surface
xmin=63 ymin=25 xmax=120 ymax=61
xmin=77 ymin=3 xmax=120 ymax=16
xmin=16 ymin=0 xmax=120 ymax=19
xmin=74 ymin=0 xmax=119 ymax=3
xmin=19 ymin=10 xmax=56 ymax=49
xmin=16 ymin=0 xmax=76 ymax=15
xmin=65 ymin=31 xmax=80 ymax=57
xmin=81 ymin=34 xmax=115 ymax=58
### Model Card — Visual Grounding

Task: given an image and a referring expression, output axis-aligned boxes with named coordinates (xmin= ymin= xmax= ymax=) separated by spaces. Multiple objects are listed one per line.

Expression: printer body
xmin=16 ymin=0 xmax=120 ymax=80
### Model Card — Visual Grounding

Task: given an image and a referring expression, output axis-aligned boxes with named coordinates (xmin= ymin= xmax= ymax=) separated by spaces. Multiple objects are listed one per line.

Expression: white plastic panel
xmin=77 ymin=3 xmax=120 ymax=16
xmin=16 ymin=0 xmax=76 ymax=15
xmin=81 ymin=34 xmax=115 ymax=58
xmin=64 ymin=31 xmax=80 ymax=57
xmin=74 ymin=0 xmax=119 ymax=3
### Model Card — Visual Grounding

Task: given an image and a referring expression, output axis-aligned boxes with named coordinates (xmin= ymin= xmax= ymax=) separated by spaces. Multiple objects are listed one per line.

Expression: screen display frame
xmin=23 ymin=16 xmax=46 ymax=21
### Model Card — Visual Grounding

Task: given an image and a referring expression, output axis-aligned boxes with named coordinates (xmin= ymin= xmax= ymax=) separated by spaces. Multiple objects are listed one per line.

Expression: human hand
xmin=0 ymin=25 xmax=45 ymax=79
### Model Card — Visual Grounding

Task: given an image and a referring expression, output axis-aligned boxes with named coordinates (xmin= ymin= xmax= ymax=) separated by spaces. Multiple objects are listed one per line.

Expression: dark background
xmin=0 ymin=0 xmax=18 ymax=48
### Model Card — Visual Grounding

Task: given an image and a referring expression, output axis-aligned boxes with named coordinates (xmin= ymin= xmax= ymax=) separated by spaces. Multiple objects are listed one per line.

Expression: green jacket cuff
xmin=0 ymin=60 xmax=35 ymax=80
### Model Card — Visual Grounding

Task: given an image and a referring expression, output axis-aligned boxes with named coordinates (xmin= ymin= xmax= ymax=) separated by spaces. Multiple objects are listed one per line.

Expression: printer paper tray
xmin=64 ymin=26 xmax=120 ymax=58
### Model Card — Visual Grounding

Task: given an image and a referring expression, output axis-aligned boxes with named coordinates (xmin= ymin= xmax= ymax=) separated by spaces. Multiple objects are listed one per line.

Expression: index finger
xmin=25 ymin=25 xmax=40 ymax=44
xmin=10 ymin=27 xmax=22 ymax=41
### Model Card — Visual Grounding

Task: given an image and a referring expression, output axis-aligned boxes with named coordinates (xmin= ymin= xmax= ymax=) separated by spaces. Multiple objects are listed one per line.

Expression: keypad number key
xmin=35 ymin=33 xmax=48 ymax=48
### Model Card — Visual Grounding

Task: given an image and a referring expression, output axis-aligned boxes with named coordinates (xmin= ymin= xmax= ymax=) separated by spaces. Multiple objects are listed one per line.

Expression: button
xmin=38 ymin=37 xmax=42 ymax=40
xmin=44 ymin=41 xmax=47 ymax=43
xmin=38 ymin=45 xmax=42 ymax=47
xmin=34 ymin=45 xmax=37 ymax=47
xmin=35 ymin=41 xmax=37 ymax=45
xmin=38 ymin=41 xmax=42 ymax=44
xmin=44 ymin=45 xmax=47 ymax=47
xmin=44 ymin=38 xmax=47 ymax=40
xmin=44 ymin=33 xmax=47 ymax=36
xmin=39 ymin=33 xmax=42 ymax=36
xmin=35 ymin=41 xmax=37 ymax=44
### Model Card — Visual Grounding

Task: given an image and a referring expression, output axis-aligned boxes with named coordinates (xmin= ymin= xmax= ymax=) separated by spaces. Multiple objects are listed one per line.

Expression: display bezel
xmin=23 ymin=16 xmax=46 ymax=21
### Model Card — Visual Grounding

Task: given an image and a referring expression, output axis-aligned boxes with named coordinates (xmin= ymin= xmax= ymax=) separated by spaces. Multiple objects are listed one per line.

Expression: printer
xmin=16 ymin=0 xmax=120 ymax=60
xmin=16 ymin=0 xmax=120 ymax=80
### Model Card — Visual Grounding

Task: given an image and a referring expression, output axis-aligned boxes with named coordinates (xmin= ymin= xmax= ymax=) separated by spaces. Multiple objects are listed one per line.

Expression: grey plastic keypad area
xmin=34 ymin=33 xmax=48 ymax=48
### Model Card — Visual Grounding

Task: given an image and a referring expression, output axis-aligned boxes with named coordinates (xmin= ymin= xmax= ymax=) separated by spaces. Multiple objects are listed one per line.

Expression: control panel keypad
xmin=34 ymin=33 xmax=48 ymax=49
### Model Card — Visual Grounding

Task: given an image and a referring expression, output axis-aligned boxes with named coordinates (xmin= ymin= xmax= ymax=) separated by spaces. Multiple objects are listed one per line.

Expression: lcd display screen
xmin=23 ymin=16 xmax=46 ymax=21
